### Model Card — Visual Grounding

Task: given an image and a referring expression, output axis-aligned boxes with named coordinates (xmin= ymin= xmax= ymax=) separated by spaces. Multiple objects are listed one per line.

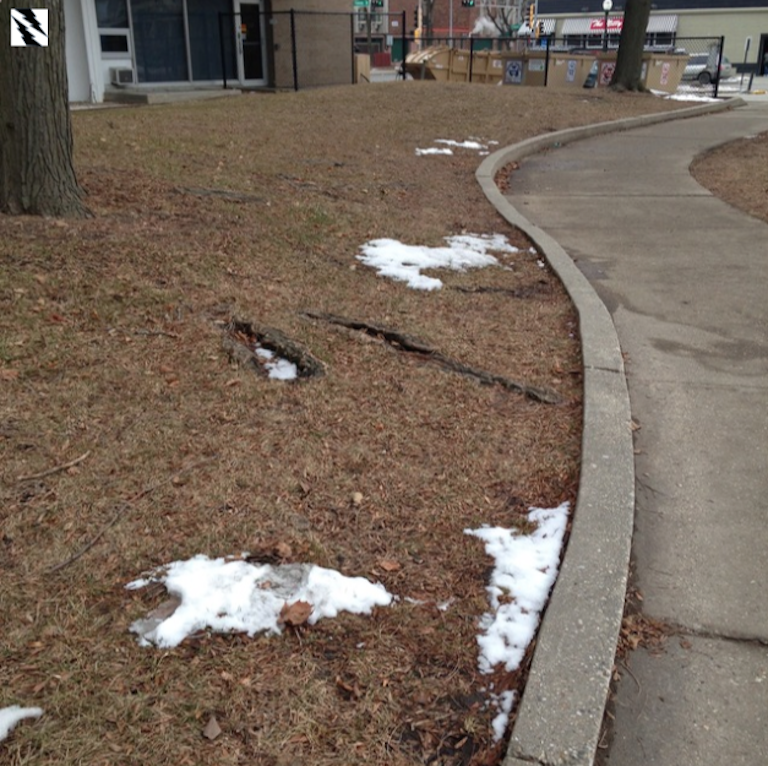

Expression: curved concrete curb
xmin=475 ymin=97 xmax=745 ymax=766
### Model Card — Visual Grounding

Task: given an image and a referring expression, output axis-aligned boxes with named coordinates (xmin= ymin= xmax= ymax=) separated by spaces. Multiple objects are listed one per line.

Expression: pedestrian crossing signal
xmin=461 ymin=0 xmax=475 ymax=6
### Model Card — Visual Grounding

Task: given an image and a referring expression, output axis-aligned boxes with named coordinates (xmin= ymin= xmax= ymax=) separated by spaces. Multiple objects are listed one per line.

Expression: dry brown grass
xmin=691 ymin=129 xmax=768 ymax=224
xmin=1 ymin=82 xmax=688 ymax=765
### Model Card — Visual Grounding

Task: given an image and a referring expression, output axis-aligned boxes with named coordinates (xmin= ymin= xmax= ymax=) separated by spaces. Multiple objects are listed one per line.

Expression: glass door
xmin=235 ymin=0 xmax=266 ymax=85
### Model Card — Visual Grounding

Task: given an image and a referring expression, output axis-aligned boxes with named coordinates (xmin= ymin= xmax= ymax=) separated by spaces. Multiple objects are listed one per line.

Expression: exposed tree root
xmin=223 ymin=319 xmax=325 ymax=379
xmin=302 ymin=310 xmax=562 ymax=404
xmin=174 ymin=186 xmax=265 ymax=203
xmin=451 ymin=281 xmax=551 ymax=299
xmin=17 ymin=451 xmax=91 ymax=483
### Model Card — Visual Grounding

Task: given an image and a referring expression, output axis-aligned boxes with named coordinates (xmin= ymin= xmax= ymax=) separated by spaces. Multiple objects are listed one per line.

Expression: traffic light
xmin=536 ymin=21 xmax=544 ymax=38
xmin=372 ymin=0 xmax=383 ymax=6
xmin=413 ymin=6 xmax=418 ymax=28
xmin=461 ymin=0 xmax=475 ymax=6
xmin=528 ymin=3 xmax=535 ymax=29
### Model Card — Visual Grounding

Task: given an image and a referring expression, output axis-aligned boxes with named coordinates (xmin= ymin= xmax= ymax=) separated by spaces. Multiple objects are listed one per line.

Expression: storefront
xmin=560 ymin=14 xmax=678 ymax=50
xmin=539 ymin=1 xmax=768 ymax=71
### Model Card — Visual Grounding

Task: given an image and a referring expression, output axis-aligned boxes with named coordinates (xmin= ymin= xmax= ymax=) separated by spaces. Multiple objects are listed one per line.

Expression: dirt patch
xmin=1 ymin=83 xmax=689 ymax=765
xmin=691 ymin=129 xmax=768 ymax=224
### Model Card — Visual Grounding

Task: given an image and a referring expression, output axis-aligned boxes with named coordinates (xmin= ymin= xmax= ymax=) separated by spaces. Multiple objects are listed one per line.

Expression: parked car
xmin=683 ymin=53 xmax=735 ymax=85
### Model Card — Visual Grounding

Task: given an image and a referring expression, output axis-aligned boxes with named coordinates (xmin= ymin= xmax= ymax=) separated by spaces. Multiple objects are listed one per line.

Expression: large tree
xmin=478 ymin=0 xmax=525 ymax=38
xmin=610 ymin=0 xmax=652 ymax=91
xmin=0 ymin=1 xmax=88 ymax=217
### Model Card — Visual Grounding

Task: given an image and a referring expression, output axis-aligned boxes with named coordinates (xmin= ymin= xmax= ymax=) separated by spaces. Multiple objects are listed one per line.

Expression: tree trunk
xmin=0 ymin=1 xmax=88 ymax=217
xmin=610 ymin=0 xmax=652 ymax=92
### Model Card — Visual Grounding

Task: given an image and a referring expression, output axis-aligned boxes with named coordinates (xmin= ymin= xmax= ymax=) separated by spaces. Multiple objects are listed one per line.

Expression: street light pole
xmin=602 ymin=0 xmax=613 ymax=53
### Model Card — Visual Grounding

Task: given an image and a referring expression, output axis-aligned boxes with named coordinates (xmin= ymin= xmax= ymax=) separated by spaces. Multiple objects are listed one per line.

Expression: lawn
xmin=0 ymin=82 xmax=688 ymax=766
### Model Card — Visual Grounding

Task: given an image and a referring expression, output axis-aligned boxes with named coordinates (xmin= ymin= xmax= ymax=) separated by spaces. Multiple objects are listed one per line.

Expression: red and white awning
xmin=561 ymin=14 xmax=677 ymax=36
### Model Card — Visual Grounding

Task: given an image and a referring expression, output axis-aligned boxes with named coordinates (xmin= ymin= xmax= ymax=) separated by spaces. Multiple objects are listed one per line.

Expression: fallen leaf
xmin=278 ymin=600 xmax=313 ymax=627
xmin=146 ymin=597 xmax=181 ymax=622
xmin=335 ymin=676 xmax=361 ymax=699
xmin=351 ymin=491 xmax=363 ymax=506
xmin=0 ymin=369 xmax=20 ymax=381
xmin=202 ymin=715 xmax=222 ymax=740
xmin=274 ymin=541 xmax=292 ymax=559
xmin=378 ymin=559 xmax=401 ymax=572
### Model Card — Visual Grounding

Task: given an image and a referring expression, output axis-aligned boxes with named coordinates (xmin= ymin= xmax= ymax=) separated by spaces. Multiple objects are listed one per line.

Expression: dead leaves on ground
xmin=278 ymin=600 xmax=313 ymax=628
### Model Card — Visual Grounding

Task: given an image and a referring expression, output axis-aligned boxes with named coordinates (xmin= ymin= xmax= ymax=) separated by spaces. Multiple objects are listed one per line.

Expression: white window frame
xmin=98 ymin=28 xmax=132 ymax=60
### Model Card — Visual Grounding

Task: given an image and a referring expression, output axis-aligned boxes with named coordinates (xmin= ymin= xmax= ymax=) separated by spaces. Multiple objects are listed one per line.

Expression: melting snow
xmin=0 ymin=706 xmax=43 ymax=743
xmin=465 ymin=503 xmax=569 ymax=674
xmin=416 ymin=137 xmax=498 ymax=156
xmin=490 ymin=690 xmax=516 ymax=741
xmin=415 ymin=147 xmax=454 ymax=156
xmin=356 ymin=233 xmax=518 ymax=290
xmin=466 ymin=502 xmax=569 ymax=738
xmin=127 ymin=556 xmax=393 ymax=648
xmin=254 ymin=346 xmax=298 ymax=380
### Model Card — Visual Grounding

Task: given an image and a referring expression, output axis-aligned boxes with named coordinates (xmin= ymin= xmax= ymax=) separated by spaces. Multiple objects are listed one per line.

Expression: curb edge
xmin=476 ymin=96 xmax=744 ymax=766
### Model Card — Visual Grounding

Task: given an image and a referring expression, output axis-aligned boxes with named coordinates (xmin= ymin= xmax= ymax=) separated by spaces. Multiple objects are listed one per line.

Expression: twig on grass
xmin=302 ymin=310 xmax=562 ymax=404
xmin=46 ymin=455 xmax=217 ymax=575
xmin=134 ymin=329 xmax=180 ymax=339
xmin=17 ymin=451 xmax=92 ymax=483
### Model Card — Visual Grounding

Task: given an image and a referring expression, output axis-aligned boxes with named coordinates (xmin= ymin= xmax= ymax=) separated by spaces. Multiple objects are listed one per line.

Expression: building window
xmin=96 ymin=0 xmax=130 ymax=57
xmin=131 ymin=0 xmax=188 ymax=83
xmin=563 ymin=34 xmax=585 ymax=49
xmin=100 ymin=34 xmax=130 ymax=53
xmin=96 ymin=0 xmax=129 ymax=28
xmin=187 ymin=0 xmax=236 ymax=81
xmin=648 ymin=32 xmax=675 ymax=48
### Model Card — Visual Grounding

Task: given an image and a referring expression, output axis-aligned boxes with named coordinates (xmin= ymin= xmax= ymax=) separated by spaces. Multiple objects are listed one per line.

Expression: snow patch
xmin=127 ymin=556 xmax=393 ymax=648
xmin=465 ymin=502 xmax=569 ymax=674
xmin=254 ymin=346 xmax=298 ymax=380
xmin=356 ymin=233 xmax=517 ymax=290
xmin=0 ymin=706 xmax=43 ymax=743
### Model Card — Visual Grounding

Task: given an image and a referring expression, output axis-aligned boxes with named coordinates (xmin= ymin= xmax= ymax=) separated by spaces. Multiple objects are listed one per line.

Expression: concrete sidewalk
xmin=478 ymin=98 xmax=768 ymax=766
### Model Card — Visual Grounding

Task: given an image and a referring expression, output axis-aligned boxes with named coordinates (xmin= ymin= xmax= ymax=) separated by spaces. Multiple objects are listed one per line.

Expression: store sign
xmin=589 ymin=18 xmax=623 ymax=32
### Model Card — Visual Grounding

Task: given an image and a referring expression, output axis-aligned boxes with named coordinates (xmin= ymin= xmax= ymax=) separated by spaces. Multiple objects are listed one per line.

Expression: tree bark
xmin=0 ymin=1 xmax=88 ymax=217
xmin=610 ymin=0 xmax=652 ymax=92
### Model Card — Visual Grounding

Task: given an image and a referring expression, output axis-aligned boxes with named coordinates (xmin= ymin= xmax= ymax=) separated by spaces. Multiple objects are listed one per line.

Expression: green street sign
xmin=353 ymin=0 xmax=368 ymax=6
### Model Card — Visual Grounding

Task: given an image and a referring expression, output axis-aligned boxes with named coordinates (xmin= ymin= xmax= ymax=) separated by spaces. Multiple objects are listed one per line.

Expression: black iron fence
xmin=218 ymin=10 xmax=360 ymax=91
xmin=212 ymin=11 xmax=731 ymax=99
xmin=399 ymin=34 xmax=729 ymax=98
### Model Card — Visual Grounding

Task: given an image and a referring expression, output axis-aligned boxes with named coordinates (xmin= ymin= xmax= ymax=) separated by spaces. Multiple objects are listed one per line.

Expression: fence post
xmin=350 ymin=12 xmax=356 ymax=83
xmin=714 ymin=35 xmax=724 ymax=98
xmin=290 ymin=9 xmax=299 ymax=91
xmin=401 ymin=10 xmax=406 ymax=79
xmin=469 ymin=36 xmax=474 ymax=82
xmin=544 ymin=36 xmax=550 ymax=87
xmin=219 ymin=12 xmax=227 ymax=90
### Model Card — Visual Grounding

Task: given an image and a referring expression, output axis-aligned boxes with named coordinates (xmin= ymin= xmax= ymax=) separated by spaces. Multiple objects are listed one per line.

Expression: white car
xmin=683 ymin=53 xmax=735 ymax=85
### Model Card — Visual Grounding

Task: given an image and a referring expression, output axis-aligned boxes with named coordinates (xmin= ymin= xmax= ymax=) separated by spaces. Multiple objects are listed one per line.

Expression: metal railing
xmin=212 ymin=11 xmax=732 ymax=99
